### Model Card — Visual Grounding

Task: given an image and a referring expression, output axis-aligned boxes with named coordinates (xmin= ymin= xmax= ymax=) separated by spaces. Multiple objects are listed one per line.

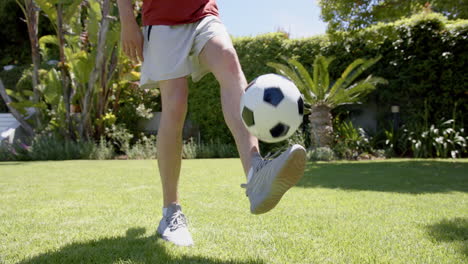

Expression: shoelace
xmin=167 ymin=210 xmax=188 ymax=232
xmin=241 ymin=149 xmax=284 ymax=190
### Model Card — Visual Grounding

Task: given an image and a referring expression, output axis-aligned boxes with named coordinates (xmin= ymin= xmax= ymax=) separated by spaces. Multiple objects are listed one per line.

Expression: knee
xmin=218 ymin=47 xmax=242 ymax=75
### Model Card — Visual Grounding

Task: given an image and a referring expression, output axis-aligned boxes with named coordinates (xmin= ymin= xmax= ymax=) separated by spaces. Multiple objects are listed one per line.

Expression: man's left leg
xmin=199 ymin=36 xmax=307 ymax=214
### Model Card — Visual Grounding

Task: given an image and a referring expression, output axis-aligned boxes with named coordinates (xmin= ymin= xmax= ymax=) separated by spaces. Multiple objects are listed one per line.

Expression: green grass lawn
xmin=1 ymin=159 xmax=467 ymax=264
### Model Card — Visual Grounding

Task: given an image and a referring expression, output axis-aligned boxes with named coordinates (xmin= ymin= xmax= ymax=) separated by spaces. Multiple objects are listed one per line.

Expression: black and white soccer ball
xmin=240 ymin=73 xmax=304 ymax=143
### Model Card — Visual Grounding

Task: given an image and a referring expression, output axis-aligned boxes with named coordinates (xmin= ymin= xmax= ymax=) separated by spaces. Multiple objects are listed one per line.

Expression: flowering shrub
xmin=408 ymin=119 xmax=467 ymax=158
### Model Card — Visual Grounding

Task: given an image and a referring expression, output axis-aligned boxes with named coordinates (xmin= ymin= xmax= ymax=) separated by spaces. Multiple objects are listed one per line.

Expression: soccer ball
xmin=240 ymin=73 xmax=304 ymax=143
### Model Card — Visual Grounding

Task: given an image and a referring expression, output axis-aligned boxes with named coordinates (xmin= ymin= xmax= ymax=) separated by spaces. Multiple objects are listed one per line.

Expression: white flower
xmin=441 ymin=52 xmax=452 ymax=58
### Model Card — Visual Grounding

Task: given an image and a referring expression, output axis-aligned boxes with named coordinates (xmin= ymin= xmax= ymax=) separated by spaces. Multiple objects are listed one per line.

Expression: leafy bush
xmin=90 ymin=137 xmax=115 ymax=160
xmin=4 ymin=10 xmax=466 ymax=152
xmin=382 ymin=124 xmax=411 ymax=157
xmin=0 ymin=134 xmax=95 ymax=161
xmin=408 ymin=119 xmax=467 ymax=158
xmin=0 ymin=66 xmax=31 ymax=113
xmin=105 ymin=124 xmax=133 ymax=154
xmin=29 ymin=134 xmax=96 ymax=160
xmin=126 ymin=135 xmax=157 ymax=159
xmin=188 ymin=13 xmax=467 ymax=145
xmin=332 ymin=120 xmax=373 ymax=159
xmin=182 ymin=139 xmax=198 ymax=159
xmin=198 ymin=139 xmax=238 ymax=159
xmin=0 ymin=0 xmax=39 ymax=65
xmin=334 ymin=13 xmax=468 ymax=129
xmin=0 ymin=133 xmax=240 ymax=161
xmin=266 ymin=129 xmax=308 ymax=153
xmin=308 ymin=147 xmax=335 ymax=161
xmin=2 ymin=0 xmax=150 ymax=142
xmin=380 ymin=98 xmax=467 ymax=158
xmin=0 ymin=141 xmax=30 ymax=161
xmin=115 ymin=65 xmax=160 ymax=137
xmin=182 ymin=138 xmax=238 ymax=159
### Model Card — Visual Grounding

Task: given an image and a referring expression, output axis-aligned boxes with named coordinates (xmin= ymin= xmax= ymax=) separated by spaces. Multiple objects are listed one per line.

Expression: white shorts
xmin=140 ymin=16 xmax=233 ymax=89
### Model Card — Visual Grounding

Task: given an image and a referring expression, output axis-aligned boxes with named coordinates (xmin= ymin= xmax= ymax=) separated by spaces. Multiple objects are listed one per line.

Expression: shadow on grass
xmin=298 ymin=160 xmax=468 ymax=193
xmin=426 ymin=218 xmax=468 ymax=256
xmin=18 ymin=227 xmax=264 ymax=264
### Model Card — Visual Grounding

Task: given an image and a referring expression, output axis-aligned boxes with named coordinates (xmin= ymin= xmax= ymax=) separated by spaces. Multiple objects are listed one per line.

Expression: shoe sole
xmin=251 ymin=145 xmax=307 ymax=214
xmin=157 ymin=229 xmax=194 ymax=247
xmin=157 ymin=220 xmax=194 ymax=246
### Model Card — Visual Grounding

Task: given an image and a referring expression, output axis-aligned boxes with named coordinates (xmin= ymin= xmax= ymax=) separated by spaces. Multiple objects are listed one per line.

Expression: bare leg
xmin=199 ymin=36 xmax=259 ymax=176
xmin=157 ymin=77 xmax=189 ymax=207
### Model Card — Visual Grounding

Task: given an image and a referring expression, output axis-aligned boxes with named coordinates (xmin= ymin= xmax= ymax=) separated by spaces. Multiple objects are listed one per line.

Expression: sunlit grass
xmin=1 ymin=159 xmax=467 ymax=263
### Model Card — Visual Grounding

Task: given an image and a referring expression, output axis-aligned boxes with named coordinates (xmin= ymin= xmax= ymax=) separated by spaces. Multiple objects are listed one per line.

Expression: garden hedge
xmin=1 ymin=11 xmax=466 ymax=146
xmin=188 ymin=13 xmax=468 ymax=144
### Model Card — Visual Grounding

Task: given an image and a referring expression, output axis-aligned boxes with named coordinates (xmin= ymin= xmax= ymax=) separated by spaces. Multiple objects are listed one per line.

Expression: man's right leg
xmin=156 ymin=77 xmax=193 ymax=246
xmin=157 ymin=77 xmax=188 ymax=207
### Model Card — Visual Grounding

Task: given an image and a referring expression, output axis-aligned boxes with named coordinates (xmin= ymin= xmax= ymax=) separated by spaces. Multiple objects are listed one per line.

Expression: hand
xmin=121 ymin=21 xmax=144 ymax=63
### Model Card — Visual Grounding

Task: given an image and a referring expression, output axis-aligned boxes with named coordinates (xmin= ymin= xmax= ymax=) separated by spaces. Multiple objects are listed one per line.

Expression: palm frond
xmin=313 ymin=56 xmax=320 ymax=97
xmin=330 ymin=75 xmax=387 ymax=107
xmin=286 ymin=59 xmax=318 ymax=98
xmin=320 ymin=56 xmax=334 ymax=96
xmin=327 ymin=58 xmax=365 ymax=101
xmin=327 ymin=56 xmax=382 ymax=104
xmin=267 ymin=62 xmax=316 ymax=103
xmin=313 ymin=55 xmax=334 ymax=100
xmin=269 ymin=55 xmax=386 ymax=110
xmin=341 ymin=56 xmax=382 ymax=91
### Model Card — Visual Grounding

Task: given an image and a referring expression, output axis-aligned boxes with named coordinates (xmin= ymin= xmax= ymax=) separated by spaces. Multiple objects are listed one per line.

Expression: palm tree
xmin=268 ymin=55 xmax=387 ymax=148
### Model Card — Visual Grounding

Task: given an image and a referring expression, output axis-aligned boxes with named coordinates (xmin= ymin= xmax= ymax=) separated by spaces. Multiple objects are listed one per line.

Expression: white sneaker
xmin=157 ymin=204 xmax=194 ymax=246
xmin=242 ymin=144 xmax=307 ymax=214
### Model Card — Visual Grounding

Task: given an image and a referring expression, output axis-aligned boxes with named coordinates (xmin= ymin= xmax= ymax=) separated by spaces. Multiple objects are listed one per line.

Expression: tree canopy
xmin=318 ymin=0 xmax=468 ymax=31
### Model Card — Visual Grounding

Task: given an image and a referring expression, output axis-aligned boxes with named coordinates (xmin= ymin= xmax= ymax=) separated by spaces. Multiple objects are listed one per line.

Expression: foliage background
xmin=188 ymin=13 xmax=468 ymax=145
xmin=0 ymin=0 xmax=54 ymax=65
xmin=318 ymin=0 xmax=468 ymax=32
xmin=1 ymin=7 xmax=466 ymax=148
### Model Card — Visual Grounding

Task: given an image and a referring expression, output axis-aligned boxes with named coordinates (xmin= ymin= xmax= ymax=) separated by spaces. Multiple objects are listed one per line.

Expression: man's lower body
xmin=140 ymin=16 xmax=306 ymax=247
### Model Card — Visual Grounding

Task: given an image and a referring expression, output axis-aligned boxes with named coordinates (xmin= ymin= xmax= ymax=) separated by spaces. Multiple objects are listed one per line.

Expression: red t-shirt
xmin=142 ymin=0 xmax=219 ymax=26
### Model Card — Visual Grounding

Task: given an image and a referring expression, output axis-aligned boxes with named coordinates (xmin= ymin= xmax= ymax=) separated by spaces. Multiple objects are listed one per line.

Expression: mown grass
xmin=0 ymin=159 xmax=467 ymax=264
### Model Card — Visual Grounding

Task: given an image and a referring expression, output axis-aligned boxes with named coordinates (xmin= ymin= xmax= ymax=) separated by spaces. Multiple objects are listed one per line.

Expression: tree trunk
xmin=24 ymin=0 xmax=41 ymax=128
xmin=80 ymin=0 xmax=111 ymax=139
xmin=309 ymin=104 xmax=333 ymax=148
xmin=0 ymin=79 xmax=35 ymax=137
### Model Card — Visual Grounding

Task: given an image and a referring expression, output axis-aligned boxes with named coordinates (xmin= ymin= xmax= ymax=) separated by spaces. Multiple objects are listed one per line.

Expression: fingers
xmin=130 ymin=44 xmax=138 ymax=63
xmin=137 ymin=43 xmax=144 ymax=62
xmin=122 ymin=42 xmax=130 ymax=60
xmin=122 ymin=41 xmax=143 ymax=63
xmin=121 ymin=41 xmax=132 ymax=61
xmin=135 ymin=31 xmax=144 ymax=62
xmin=122 ymin=42 xmax=137 ymax=63
xmin=121 ymin=29 xmax=144 ymax=63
